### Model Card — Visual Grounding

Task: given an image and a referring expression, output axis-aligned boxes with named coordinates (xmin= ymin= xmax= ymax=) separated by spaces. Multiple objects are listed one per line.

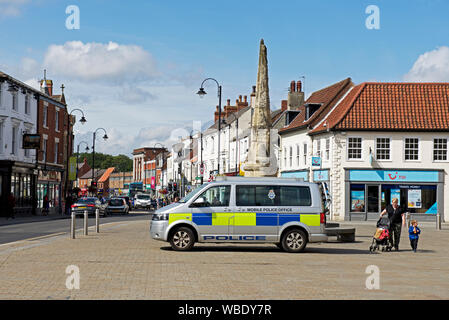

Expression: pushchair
xmin=369 ymin=216 xmax=392 ymax=253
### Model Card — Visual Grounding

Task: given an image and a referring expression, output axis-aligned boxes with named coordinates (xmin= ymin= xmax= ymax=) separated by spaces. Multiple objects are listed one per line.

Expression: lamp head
xmin=80 ymin=116 xmax=87 ymax=125
xmin=197 ymin=87 xmax=207 ymax=99
xmin=103 ymin=134 xmax=108 ymax=141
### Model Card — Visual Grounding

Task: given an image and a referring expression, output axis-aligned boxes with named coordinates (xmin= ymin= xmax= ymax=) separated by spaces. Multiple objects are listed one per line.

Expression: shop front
xmin=0 ymin=161 xmax=37 ymax=216
xmin=345 ymin=169 xmax=443 ymax=221
xmin=37 ymin=169 xmax=63 ymax=215
xmin=280 ymin=170 xmax=309 ymax=181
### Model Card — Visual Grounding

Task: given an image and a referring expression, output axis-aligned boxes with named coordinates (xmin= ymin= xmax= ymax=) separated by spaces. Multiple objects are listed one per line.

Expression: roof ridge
xmin=327 ymin=82 xmax=367 ymax=130
xmin=307 ymin=77 xmax=352 ymax=95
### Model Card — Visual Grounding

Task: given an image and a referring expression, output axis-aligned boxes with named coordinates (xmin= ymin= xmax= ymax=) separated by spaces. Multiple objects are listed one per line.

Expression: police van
xmin=150 ymin=177 xmax=328 ymax=253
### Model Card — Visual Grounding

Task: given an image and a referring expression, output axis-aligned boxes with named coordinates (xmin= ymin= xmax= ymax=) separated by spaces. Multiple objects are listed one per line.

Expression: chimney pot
xmin=297 ymin=81 xmax=302 ymax=92
xmin=281 ymin=100 xmax=288 ymax=112
xmin=290 ymin=81 xmax=296 ymax=93
xmin=239 ymin=95 xmax=242 ymax=102
xmin=244 ymin=95 xmax=247 ymax=103
xmin=252 ymin=86 xmax=256 ymax=94
xmin=227 ymin=99 xmax=230 ymax=106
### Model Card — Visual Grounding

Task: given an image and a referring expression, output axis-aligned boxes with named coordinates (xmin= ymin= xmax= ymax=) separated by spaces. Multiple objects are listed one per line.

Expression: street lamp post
xmin=91 ymin=128 xmax=108 ymax=190
xmin=66 ymin=108 xmax=86 ymax=202
xmin=197 ymin=78 xmax=222 ymax=176
xmin=76 ymin=141 xmax=90 ymax=186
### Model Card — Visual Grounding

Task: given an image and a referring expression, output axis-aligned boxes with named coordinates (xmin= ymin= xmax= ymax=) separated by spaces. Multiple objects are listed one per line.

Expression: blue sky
xmin=1 ymin=0 xmax=449 ymax=155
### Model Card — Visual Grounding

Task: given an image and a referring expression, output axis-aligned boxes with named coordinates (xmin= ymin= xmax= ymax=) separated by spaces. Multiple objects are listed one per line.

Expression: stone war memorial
xmin=243 ymin=39 xmax=278 ymax=177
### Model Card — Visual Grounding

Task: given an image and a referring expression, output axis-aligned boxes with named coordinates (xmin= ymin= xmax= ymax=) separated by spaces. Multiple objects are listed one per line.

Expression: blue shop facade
xmin=345 ymin=169 xmax=443 ymax=221
xmin=281 ymin=168 xmax=443 ymax=221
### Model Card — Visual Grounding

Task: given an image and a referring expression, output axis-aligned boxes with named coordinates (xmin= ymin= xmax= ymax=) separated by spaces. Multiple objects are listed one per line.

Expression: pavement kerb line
xmin=0 ymin=220 xmax=139 ymax=249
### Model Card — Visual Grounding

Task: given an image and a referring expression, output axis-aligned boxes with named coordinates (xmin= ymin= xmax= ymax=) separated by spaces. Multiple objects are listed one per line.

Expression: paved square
xmin=0 ymin=219 xmax=448 ymax=299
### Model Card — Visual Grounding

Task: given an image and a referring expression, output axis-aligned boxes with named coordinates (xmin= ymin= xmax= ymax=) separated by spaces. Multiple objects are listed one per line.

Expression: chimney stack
xmin=250 ymin=85 xmax=256 ymax=108
xmin=290 ymin=81 xmax=296 ymax=93
xmin=281 ymin=100 xmax=288 ymax=112
xmin=287 ymin=79 xmax=305 ymax=111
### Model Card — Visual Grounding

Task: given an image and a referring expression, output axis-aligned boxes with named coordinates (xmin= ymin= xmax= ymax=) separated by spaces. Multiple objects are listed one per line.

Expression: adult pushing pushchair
xmin=369 ymin=216 xmax=393 ymax=253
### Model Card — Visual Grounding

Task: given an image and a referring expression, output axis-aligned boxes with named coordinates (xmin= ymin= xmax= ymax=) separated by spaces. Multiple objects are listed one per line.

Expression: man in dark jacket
xmin=380 ymin=198 xmax=406 ymax=251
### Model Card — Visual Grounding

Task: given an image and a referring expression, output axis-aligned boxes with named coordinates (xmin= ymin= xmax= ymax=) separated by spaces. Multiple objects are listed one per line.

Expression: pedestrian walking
xmin=380 ymin=198 xmax=406 ymax=251
xmin=7 ymin=193 xmax=15 ymax=219
xmin=43 ymin=194 xmax=50 ymax=216
xmin=409 ymin=220 xmax=421 ymax=253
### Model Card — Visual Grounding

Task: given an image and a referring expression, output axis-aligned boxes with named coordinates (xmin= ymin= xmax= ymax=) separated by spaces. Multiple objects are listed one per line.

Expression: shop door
xmin=367 ymin=185 xmax=380 ymax=220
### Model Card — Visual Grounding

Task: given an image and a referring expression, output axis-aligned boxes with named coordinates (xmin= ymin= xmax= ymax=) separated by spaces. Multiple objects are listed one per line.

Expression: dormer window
xmin=305 ymin=103 xmax=321 ymax=121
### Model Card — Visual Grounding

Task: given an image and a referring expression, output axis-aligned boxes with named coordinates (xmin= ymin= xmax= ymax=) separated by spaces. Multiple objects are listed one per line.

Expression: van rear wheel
xmin=169 ymin=227 xmax=195 ymax=251
xmin=281 ymin=229 xmax=307 ymax=253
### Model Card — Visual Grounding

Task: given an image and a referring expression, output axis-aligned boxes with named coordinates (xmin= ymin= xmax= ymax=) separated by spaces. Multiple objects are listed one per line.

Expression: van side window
xmin=279 ymin=186 xmax=312 ymax=206
xmin=236 ymin=186 xmax=279 ymax=206
xmin=196 ymin=185 xmax=231 ymax=207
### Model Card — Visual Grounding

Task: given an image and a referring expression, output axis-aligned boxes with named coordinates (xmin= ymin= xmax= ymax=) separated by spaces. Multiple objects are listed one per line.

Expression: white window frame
xmin=43 ymin=137 xmax=48 ymax=163
xmin=316 ymin=139 xmax=321 ymax=158
xmin=289 ymin=146 xmax=293 ymax=168
xmin=54 ymin=138 xmax=59 ymax=164
xmin=43 ymin=103 xmax=48 ymax=128
xmin=433 ymin=137 xmax=449 ymax=162
xmin=303 ymin=143 xmax=307 ymax=165
xmin=375 ymin=137 xmax=391 ymax=161
xmin=403 ymin=137 xmax=420 ymax=162
xmin=0 ymin=120 xmax=3 ymax=154
xmin=25 ymin=94 xmax=30 ymax=115
xmin=296 ymin=144 xmax=300 ymax=167
xmin=11 ymin=126 xmax=18 ymax=155
xmin=55 ymin=109 xmax=60 ymax=132
xmin=325 ymin=138 xmax=330 ymax=161
xmin=347 ymin=137 xmax=363 ymax=161
xmin=12 ymin=91 xmax=18 ymax=112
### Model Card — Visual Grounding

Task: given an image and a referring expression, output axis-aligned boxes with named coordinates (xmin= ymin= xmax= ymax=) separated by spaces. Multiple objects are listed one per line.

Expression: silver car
xmin=106 ymin=198 xmax=129 ymax=215
xmin=150 ymin=177 xmax=328 ymax=253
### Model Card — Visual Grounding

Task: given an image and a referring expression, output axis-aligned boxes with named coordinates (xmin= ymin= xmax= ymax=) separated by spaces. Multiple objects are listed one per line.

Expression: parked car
xmin=118 ymin=196 xmax=131 ymax=208
xmin=71 ymin=197 xmax=107 ymax=217
xmin=106 ymin=198 xmax=129 ymax=215
xmin=134 ymin=193 xmax=152 ymax=210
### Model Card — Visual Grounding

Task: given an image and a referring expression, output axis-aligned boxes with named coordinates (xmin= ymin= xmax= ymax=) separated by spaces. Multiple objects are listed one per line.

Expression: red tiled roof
xmin=309 ymin=82 xmax=449 ymax=134
xmin=98 ymin=167 xmax=115 ymax=183
xmin=279 ymin=78 xmax=353 ymax=134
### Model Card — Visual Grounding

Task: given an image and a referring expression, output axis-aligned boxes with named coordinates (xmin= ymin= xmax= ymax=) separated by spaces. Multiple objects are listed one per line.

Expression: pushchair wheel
xmin=381 ymin=247 xmax=385 ymax=252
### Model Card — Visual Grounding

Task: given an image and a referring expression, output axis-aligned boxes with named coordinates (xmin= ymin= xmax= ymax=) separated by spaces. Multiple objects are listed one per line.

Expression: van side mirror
xmin=191 ymin=197 xmax=207 ymax=207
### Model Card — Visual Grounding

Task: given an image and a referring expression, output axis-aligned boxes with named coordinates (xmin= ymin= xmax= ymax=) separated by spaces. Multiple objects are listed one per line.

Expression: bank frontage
xmin=345 ymin=169 xmax=442 ymax=221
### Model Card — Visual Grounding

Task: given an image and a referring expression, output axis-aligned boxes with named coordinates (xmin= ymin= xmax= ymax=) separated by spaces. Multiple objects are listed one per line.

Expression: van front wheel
xmin=281 ymin=229 xmax=307 ymax=253
xmin=169 ymin=227 xmax=195 ymax=251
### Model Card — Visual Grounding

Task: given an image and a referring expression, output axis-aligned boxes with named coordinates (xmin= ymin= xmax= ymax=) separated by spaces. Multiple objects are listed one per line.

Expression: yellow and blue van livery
xmin=150 ymin=177 xmax=328 ymax=253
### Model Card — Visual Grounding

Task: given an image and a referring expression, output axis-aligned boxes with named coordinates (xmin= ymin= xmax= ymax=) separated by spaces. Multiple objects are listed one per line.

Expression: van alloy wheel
xmin=170 ymin=227 xmax=195 ymax=251
xmin=282 ymin=229 xmax=307 ymax=253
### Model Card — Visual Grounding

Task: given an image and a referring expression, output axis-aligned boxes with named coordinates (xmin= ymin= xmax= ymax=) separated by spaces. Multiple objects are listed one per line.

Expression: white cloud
xmin=43 ymin=41 xmax=160 ymax=82
xmin=404 ymin=46 xmax=449 ymax=82
xmin=0 ymin=0 xmax=30 ymax=18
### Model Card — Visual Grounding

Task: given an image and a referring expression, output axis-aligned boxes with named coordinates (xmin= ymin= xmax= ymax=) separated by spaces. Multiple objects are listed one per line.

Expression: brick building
xmin=36 ymin=76 xmax=74 ymax=214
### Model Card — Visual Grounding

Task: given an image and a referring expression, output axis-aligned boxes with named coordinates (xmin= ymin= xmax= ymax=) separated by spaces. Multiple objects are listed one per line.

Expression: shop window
xmin=381 ymin=185 xmax=437 ymax=214
xmin=376 ymin=138 xmax=390 ymax=160
xmin=405 ymin=138 xmax=419 ymax=161
xmin=350 ymin=184 xmax=365 ymax=212
xmin=348 ymin=138 xmax=362 ymax=160
xmin=433 ymin=138 xmax=447 ymax=161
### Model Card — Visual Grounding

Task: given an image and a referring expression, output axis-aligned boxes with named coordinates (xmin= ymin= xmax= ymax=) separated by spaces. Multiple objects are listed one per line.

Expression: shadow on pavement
xmin=160 ymin=245 xmax=371 ymax=255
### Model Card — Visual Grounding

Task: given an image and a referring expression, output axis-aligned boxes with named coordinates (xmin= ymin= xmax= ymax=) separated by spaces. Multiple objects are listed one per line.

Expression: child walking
xmin=409 ymin=220 xmax=421 ymax=253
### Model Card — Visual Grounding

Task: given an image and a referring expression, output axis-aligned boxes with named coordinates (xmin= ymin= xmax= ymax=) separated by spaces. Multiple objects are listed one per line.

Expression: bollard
xmin=436 ymin=213 xmax=441 ymax=230
xmin=71 ymin=209 xmax=76 ymax=239
xmin=84 ymin=210 xmax=88 ymax=236
xmin=96 ymin=208 xmax=100 ymax=233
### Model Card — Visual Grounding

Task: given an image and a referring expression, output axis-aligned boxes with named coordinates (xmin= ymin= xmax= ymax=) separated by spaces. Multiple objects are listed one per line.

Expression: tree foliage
xmin=75 ymin=152 xmax=133 ymax=172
